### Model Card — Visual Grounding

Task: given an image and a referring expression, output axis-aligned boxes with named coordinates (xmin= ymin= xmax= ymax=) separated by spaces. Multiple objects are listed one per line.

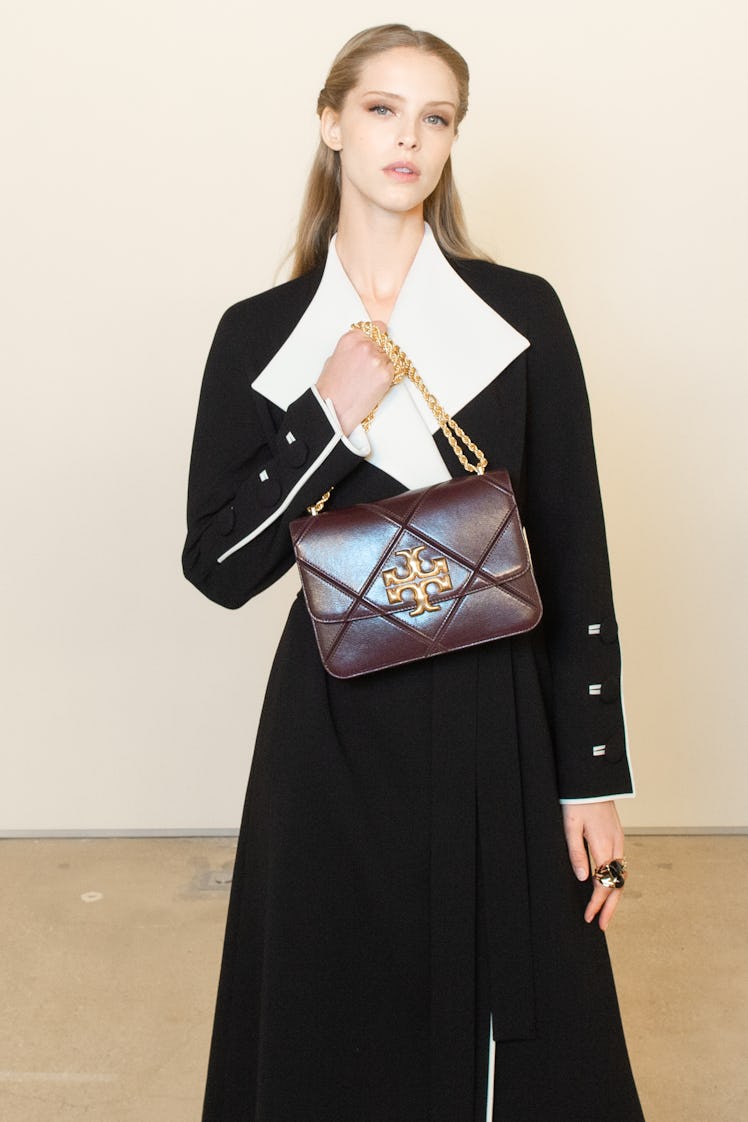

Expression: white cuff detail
xmin=312 ymin=385 xmax=371 ymax=457
xmin=217 ymin=430 xmax=341 ymax=563
xmin=559 ymin=792 xmax=636 ymax=805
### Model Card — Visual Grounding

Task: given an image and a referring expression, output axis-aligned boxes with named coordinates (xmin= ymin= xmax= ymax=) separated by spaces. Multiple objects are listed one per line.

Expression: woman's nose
xmin=398 ymin=126 xmax=419 ymax=149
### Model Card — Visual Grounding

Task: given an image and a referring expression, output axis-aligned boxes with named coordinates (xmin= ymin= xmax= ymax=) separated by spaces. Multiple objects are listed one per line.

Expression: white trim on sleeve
xmin=619 ymin=661 xmax=635 ymax=795
xmin=559 ymin=792 xmax=636 ymax=805
xmin=485 ymin=1015 xmax=496 ymax=1121
xmin=216 ymin=431 xmax=341 ymax=563
xmin=311 ymin=385 xmax=371 ymax=457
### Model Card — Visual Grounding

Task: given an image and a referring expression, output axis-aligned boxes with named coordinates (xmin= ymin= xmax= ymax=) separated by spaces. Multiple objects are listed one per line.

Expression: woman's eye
xmin=425 ymin=114 xmax=448 ymax=127
xmin=369 ymin=104 xmax=392 ymax=116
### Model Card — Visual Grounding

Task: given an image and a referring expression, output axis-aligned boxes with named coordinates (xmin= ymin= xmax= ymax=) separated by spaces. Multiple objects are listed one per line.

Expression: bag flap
xmin=290 ymin=471 xmax=535 ymax=626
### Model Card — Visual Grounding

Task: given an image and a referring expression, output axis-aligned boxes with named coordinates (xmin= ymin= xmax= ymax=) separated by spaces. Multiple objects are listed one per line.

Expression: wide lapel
xmin=386 ymin=227 xmax=530 ymax=434
xmin=251 ymin=241 xmax=368 ymax=410
xmin=251 ymin=226 xmax=530 ymax=490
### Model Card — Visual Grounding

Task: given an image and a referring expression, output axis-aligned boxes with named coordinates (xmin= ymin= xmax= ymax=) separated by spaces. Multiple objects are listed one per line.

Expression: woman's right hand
xmin=315 ymin=321 xmax=394 ymax=436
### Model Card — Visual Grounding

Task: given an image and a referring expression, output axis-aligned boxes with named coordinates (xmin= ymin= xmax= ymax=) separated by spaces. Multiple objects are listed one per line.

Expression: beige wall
xmin=2 ymin=1 xmax=746 ymax=832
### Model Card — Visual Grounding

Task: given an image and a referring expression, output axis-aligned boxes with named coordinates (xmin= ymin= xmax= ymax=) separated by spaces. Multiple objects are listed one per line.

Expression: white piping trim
xmin=620 ymin=657 xmax=636 ymax=796
xmin=343 ymin=422 xmax=370 ymax=457
xmin=485 ymin=1015 xmax=495 ymax=1122
xmin=559 ymin=792 xmax=636 ymax=803
xmin=216 ymin=432 xmax=341 ymax=563
xmin=311 ymin=385 xmax=371 ymax=457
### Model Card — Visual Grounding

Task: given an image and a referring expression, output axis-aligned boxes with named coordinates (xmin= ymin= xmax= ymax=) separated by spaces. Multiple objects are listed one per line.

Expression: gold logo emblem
xmin=382 ymin=546 xmax=453 ymax=617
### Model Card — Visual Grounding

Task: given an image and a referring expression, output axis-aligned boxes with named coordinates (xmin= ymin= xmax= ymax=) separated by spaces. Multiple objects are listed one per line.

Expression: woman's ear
xmin=320 ymin=107 xmax=342 ymax=151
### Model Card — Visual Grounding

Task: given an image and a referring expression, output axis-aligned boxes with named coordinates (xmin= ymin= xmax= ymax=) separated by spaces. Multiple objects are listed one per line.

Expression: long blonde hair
xmin=290 ymin=24 xmax=491 ymax=278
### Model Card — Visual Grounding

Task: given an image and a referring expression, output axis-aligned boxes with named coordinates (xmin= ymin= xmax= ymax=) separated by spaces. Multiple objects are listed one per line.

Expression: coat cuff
xmin=559 ymin=792 xmax=636 ymax=805
xmin=310 ymin=385 xmax=371 ymax=457
xmin=553 ymin=624 xmax=636 ymax=800
xmin=215 ymin=386 xmax=361 ymax=565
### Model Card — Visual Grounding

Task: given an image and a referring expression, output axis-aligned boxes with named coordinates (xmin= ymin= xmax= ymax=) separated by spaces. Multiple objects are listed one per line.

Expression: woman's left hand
xmin=561 ymin=800 xmax=626 ymax=931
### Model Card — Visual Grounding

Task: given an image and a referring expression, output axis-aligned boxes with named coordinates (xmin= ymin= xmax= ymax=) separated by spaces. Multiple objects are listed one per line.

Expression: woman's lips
xmin=383 ymin=162 xmax=420 ymax=181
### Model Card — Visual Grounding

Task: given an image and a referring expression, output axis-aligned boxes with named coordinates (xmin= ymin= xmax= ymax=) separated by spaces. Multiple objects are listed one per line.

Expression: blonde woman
xmin=183 ymin=24 xmax=644 ymax=1122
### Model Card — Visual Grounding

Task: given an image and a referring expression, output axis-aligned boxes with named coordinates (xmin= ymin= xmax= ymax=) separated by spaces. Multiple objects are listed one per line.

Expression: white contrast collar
xmin=252 ymin=225 xmax=529 ymax=489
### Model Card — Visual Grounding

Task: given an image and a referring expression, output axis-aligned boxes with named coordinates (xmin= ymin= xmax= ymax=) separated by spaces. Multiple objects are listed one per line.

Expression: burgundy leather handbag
xmin=290 ymin=323 xmax=542 ymax=679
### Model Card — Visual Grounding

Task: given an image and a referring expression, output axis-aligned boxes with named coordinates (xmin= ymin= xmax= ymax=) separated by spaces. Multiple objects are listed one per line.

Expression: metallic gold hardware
xmin=352 ymin=321 xmax=488 ymax=476
xmin=592 ymin=858 xmax=628 ymax=889
xmin=307 ymin=488 xmax=333 ymax=516
xmin=309 ymin=323 xmax=488 ymax=513
xmin=382 ymin=546 xmax=453 ymax=617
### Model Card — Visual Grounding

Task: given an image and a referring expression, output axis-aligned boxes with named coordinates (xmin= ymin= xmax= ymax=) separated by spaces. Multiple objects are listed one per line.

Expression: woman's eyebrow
xmin=361 ymin=89 xmax=457 ymax=109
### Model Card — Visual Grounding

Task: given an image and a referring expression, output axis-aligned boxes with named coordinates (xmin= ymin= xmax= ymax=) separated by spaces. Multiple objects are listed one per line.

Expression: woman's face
xmin=321 ymin=47 xmax=459 ymax=221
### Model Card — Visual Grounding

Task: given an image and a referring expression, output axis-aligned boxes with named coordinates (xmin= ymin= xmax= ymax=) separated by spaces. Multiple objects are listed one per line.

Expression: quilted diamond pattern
xmin=290 ymin=470 xmax=542 ymax=678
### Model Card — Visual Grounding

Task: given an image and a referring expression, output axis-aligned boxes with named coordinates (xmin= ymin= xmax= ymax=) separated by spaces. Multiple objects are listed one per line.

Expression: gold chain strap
xmin=353 ymin=321 xmax=488 ymax=474
xmin=306 ymin=321 xmax=487 ymax=514
xmin=306 ymin=488 xmax=334 ymax=516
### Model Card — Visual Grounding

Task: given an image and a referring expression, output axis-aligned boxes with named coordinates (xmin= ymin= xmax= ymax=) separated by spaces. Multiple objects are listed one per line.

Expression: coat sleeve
xmin=522 ymin=278 xmax=634 ymax=802
xmin=182 ymin=302 xmax=365 ymax=610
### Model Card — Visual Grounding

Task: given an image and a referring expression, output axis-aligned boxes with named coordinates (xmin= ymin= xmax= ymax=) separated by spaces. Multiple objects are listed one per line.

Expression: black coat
xmin=183 ymin=254 xmax=643 ymax=1121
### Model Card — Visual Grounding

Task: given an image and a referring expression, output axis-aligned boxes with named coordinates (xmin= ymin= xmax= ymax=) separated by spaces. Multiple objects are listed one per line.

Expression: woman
xmin=183 ymin=24 xmax=644 ymax=1122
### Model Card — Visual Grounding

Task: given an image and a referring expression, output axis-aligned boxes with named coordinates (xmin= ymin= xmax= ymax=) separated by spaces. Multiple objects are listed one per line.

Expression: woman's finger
xmin=562 ymin=801 xmax=627 ymax=929
xmin=561 ymin=806 xmax=590 ymax=881
xmin=585 ymin=818 xmax=627 ymax=929
xmin=584 ymin=879 xmax=623 ymax=929
xmin=315 ymin=325 xmax=396 ymax=433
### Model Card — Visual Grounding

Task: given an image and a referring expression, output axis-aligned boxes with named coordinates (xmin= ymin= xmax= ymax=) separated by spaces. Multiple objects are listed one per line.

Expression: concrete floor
xmin=0 ymin=836 xmax=745 ymax=1122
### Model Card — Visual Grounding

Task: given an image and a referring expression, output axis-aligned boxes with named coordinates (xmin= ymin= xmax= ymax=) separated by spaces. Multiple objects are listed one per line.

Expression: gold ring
xmin=593 ymin=858 xmax=628 ymax=889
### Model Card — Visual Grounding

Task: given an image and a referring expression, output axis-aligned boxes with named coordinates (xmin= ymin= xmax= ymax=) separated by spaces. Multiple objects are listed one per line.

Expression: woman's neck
xmin=334 ymin=208 xmax=425 ymax=324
